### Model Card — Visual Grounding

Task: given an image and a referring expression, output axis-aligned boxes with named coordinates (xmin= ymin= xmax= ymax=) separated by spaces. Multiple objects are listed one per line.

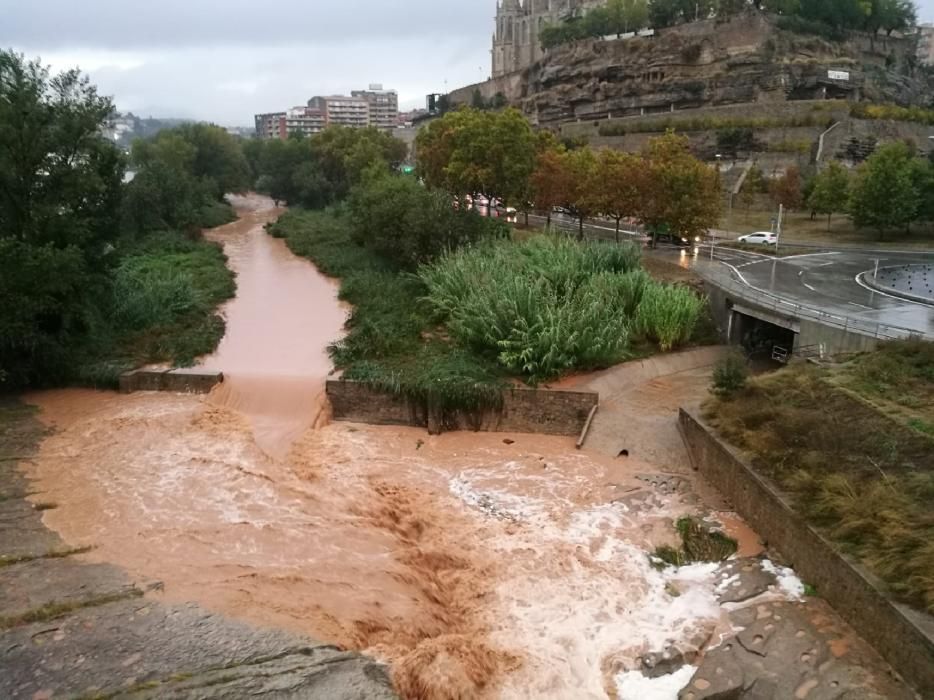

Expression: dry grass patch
xmin=704 ymin=343 xmax=934 ymax=613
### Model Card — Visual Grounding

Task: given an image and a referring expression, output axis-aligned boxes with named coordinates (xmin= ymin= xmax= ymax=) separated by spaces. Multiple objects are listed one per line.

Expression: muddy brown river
xmin=22 ymin=196 xmax=807 ymax=699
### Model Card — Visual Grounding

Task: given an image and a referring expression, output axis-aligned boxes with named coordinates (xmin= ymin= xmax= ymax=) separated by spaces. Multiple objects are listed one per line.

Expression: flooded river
xmin=22 ymin=196 xmax=799 ymax=699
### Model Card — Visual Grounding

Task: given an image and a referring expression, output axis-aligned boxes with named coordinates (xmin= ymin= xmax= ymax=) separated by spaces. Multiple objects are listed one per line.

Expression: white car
xmin=737 ymin=232 xmax=778 ymax=246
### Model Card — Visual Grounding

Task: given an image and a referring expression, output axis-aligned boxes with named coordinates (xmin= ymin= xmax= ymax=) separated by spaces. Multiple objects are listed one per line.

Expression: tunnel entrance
xmin=728 ymin=308 xmax=798 ymax=365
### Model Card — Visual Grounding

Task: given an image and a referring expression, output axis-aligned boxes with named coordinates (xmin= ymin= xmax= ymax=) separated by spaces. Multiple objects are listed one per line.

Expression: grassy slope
xmin=704 ymin=340 xmax=934 ymax=613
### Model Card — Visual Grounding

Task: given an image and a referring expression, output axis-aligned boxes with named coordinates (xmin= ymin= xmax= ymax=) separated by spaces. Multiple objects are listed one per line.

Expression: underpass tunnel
xmin=727 ymin=307 xmax=798 ymax=364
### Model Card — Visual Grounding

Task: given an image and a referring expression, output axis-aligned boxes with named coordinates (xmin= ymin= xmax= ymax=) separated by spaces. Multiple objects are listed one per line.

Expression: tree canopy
xmin=0 ymin=50 xmax=124 ymax=385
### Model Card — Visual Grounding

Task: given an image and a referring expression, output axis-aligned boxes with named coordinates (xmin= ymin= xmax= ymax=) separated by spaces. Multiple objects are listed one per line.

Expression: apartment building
xmin=254 ymin=112 xmax=287 ymax=140
xmin=255 ymin=85 xmax=399 ymax=139
xmin=285 ymin=106 xmax=327 ymax=136
xmin=308 ymin=95 xmax=370 ymax=128
xmin=351 ymin=84 xmax=400 ymax=130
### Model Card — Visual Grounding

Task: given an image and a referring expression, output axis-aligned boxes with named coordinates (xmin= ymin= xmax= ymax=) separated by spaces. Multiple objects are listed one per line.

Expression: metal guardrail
xmin=699 ymin=263 xmax=932 ymax=342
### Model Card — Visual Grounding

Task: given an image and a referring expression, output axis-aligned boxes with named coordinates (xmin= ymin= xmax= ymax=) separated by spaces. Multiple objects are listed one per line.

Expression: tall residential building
xmin=919 ymin=24 xmax=934 ymax=66
xmin=286 ymin=106 xmax=327 ymax=136
xmin=308 ymin=95 xmax=370 ymax=128
xmin=351 ymin=84 xmax=400 ymax=130
xmin=255 ymin=112 xmax=287 ymax=140
xmin=492 ymin=0 xmax=603 ymax=78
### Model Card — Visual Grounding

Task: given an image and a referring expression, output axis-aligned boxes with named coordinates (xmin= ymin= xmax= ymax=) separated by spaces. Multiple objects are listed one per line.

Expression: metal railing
xmin=700 ymin=263 xmax=932 ymax=342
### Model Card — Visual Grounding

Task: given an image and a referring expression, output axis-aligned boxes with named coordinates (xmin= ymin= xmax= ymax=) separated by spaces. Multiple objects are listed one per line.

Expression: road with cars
xmin=526 ymin=211 xmax=934 ymax=338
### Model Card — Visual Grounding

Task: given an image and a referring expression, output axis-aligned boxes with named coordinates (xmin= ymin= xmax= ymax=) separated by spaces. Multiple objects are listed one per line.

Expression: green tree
xmin=562 ymin=148 xmax=600 ymax=240
xmin=649 ymin=0 xmax=684 ymax=26
xmin=911 ymin=158 xmax=934 ymax=224
xmin=640 ymin=131 xmax=722 ymax=244
xmin=594 ymin=149 xmax=643 ymax=241
xmin=608 ymin=0 xmax=650 ymax=33
xmin=416 ymin=108 xmax=537 ymax=214
xmin=807 ymin=161 xmax=851 ymax=229
xmin=531 ymin=147 xmax=572 ymax=227
xmin=0 ymin=51 xmax=124 ymax=385
xmin=849 ymin=142 xmax=920 ymax=239
xmin=347 ymin=175 xmax=496 ymax=269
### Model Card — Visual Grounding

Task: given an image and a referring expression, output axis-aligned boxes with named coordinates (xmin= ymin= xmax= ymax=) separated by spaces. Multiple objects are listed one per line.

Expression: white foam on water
xmin=448 ymin=472 xmax=726 ymax=699
xmin=760 ymin=558 xmax=806 ymax=599
xmin=615 ymin=664 xmax=698 ymax=700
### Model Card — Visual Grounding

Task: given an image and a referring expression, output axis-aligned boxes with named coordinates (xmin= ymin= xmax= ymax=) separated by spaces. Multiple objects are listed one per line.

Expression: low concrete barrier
xmin=326 ymin=380 xmax=598 ymax=437
xmin=119 ymin=368 xmax=223 ymax=394
xmin=679 ymin=408 xmax=934 ymax=697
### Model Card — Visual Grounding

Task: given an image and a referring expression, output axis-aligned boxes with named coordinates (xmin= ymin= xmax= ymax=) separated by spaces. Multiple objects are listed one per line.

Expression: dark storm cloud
xmin=1 ymin=0 xmax=491 ymax=50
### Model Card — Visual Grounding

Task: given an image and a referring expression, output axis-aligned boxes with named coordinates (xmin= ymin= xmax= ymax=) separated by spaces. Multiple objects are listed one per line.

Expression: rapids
xmin=22 ymin=195 xmax=784 ymax=699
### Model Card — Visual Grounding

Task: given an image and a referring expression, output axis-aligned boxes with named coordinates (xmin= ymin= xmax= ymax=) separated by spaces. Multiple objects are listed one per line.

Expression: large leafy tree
xmin=416 ymin=107 xmax=537 ymax=213
xmin=0 ymin=51 xmax=124 ymax=385
xmin=639 ymin=131 xmax=721 ymax=243
xmin=562 ymin=147 xmax=601 ymax=240
xmin=849 ymin=142 xmax=920 ymax=239
xmin=807 ymin=161 xmax=851 ymax=229
xmin=594 ymin=149 xmax=643 ymax=241
xmin=531 ymin=147 xmax=573 ymax=226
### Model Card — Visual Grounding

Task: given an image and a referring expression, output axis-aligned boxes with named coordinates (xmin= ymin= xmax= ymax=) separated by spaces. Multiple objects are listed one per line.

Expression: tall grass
xmin=636 ymin=283 xmax=705 ymax=352
xmin=420 ymin=238 xmax=702 ymax=383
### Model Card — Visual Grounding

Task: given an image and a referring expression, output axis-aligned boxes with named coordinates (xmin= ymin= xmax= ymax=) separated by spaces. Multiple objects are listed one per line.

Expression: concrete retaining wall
xmin=119 ymin=369 xmax=223 ymax=394
xmin=326 ymin=380 xmax=597 ymax=437
xmin=679 ymin=408 xmax=934 ymax=697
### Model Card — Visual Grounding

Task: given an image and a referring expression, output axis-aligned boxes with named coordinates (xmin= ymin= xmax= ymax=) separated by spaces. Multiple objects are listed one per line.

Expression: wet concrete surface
xmin=687 ymin=247 xmax=934 ymax=336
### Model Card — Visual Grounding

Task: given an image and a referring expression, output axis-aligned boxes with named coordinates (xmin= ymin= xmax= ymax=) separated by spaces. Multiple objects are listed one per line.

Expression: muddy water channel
xmin=19 ymin=197 xmax=901 ymax=699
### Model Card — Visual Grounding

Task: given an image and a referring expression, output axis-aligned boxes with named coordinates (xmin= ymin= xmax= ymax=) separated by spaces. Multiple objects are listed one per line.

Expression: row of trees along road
xmin=416 ymin=108 xmax=722 ymax=244
xmin=752 ymin=143 xmax=934 ymax=240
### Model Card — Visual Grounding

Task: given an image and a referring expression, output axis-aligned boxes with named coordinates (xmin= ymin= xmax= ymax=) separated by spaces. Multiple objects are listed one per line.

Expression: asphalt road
xmin=686 ymin=246 xmax=934 ymax=337
xmin=526 ymin=211 xmax=934 ymax=336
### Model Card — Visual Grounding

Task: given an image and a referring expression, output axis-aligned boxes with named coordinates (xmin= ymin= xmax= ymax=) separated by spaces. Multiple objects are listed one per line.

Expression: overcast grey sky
xmin=4 ymin=1 xmax=934 ymax=126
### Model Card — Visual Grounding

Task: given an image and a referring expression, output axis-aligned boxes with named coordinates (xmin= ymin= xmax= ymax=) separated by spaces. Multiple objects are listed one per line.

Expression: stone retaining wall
xmin=326 ymin=380 xmax=598 ymax=437
xmin=119 ymin=369 xmax=223 ymax=394
xmin=679 ymin=408 xmax=934 ymax=697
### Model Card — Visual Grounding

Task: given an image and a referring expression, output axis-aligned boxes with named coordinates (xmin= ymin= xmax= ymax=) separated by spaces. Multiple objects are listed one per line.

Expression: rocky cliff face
xmin=519 ymin=13 xmax=929 ymax=126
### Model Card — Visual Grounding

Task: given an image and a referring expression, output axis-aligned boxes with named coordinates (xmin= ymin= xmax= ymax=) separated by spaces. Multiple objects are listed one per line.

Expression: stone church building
xmin=492 ymin=0 xmax=604 ymax=77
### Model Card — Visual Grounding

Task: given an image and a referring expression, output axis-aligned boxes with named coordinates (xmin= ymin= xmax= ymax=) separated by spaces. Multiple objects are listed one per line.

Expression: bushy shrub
xmin=347 ymin=176 xmax=503 ymax=270
xmin=712 ymin=351 xmax=749 ymax=396
xmin=112 ymin=258 xmax=201 ymax=330
xmin=599 ymin=114 xmax=834 ymax=138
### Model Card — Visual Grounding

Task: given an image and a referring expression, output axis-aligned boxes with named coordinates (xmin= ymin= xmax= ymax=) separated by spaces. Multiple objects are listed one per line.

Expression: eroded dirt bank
xmin=15 ymin=196 xmax=917 ymax=699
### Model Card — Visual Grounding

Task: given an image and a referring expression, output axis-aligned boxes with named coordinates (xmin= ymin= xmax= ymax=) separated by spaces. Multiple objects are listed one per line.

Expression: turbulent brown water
xmin=199 ymin=194 xmax=347 ymax=457
xmin=22 ymin=196 xmax=777 ymax=698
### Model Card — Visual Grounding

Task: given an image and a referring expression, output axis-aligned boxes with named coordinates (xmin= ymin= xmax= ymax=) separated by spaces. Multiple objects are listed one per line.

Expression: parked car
xmin=737 ymin=231 xmax=778 ymax=246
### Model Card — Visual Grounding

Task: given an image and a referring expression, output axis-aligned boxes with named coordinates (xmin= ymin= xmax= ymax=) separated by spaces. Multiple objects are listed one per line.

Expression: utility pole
xmin=776 ymin=203 xmax=784 ymax=255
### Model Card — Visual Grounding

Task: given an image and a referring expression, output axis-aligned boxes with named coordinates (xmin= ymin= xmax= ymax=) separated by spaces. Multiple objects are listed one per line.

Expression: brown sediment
xmin=714 ymin=512 xmax=765 ymax=558
xmin=198 ymin=193 xmax=347 ymax=459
